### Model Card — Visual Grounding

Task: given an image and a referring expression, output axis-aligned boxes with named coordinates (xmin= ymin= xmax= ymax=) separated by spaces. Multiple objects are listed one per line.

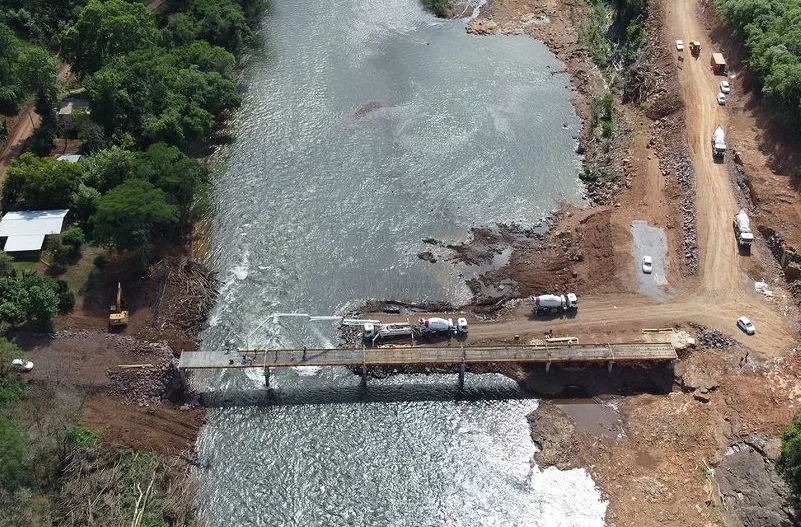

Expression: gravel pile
xmin=697 ymin=327 xmax=736 ymax=348
xmin=106 ymin=341 xmax=179 ymax=405
xmin=675 ymin=152 xmax=699 ymax=275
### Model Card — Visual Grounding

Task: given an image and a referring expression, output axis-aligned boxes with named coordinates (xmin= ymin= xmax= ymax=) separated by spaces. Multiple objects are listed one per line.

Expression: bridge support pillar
xmin=361 ymin=364 xmax=367 ymax=387
xmin=545 ymin=362 xmax=551 ymax=373
xmin=607 ymin=360 xmax=614 ymax=373
xmin=458 ymin=362 xmax=466 ymax=390
xmin=264 ymin=366 xmax=270 ymax=387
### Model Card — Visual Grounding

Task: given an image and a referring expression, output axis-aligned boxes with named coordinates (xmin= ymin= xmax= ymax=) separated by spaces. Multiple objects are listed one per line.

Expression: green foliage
xmin=594 ymin=91 xmax=615 ymax=137
xmin=0 ymin=0 xmax=88 ymax=45
xmin=420 ymin=0 xmax=450 ymax=17
xmin=60 ymin=0 xmax=161 ymax=78
xmin=16 ymin=46 xmax=58 ymax=106
xmin=60 ymin=226 xmax=85 ymax=249
xmin=163 ymin=0 xmax=253 ymax=54
xmin=0 ymin=252 xmax=14 ymax=278
xmin=778 ymin=411 xmax=801 ymax=502
xmin=2 ymin=153 xmax=85 ymax=210
xmin=91 ymin=179 xmax=179 ymax=251
xmin=0 ymin=415 xmax=29 ymax=492
xmin=27 ymin=111 xmax=57 ymax=156
xmin=85 ymin=45 xmax=241 ymax=149
xmin=581 ymin=0 xmax=647 ymax=69
xmin=715 ymin=0 xmax=801 ymax=126
xmin=69 ymin=184 xmax=101 ymax=224
xmin=67 ymin=425 xmax=100 ymax=447
xmin=0 ymin=271 xmax=72 ymax=326
xmin=580 ymin=166 xmax=618 ymax=183
xmin=0 ymin=22 xmax=59 ymax=112
xmin=0 ymin=338 xmax=26 ymax=403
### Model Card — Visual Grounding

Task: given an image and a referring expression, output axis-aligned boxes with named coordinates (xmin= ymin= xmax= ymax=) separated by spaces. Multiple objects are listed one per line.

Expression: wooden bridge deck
xmin=178 ymin=342 xmax=676 ymax=370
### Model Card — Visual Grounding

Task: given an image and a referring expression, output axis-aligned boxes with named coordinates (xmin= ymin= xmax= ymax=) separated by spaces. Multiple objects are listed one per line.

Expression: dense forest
xmin=0 ymin=0 xmax=265 ymax=328
xmin=0 ymin=2 xmax=265 ymax=525
xmin=715 ymin=0 xmax=801 ymax=126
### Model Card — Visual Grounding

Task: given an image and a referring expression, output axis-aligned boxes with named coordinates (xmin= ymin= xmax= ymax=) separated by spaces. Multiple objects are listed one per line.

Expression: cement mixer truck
xmin=417 ymin=317 xmax=468 ymax=336
xmin=711 ymin=126 xmax=726 ymax=160
xmin=529 ymin=293 xmax=578 ymax=315
xmin=733 ymin=209 xmax=754 ymax=252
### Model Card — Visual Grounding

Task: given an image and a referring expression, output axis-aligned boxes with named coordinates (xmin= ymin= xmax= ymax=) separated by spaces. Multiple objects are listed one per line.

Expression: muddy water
xmin=196 ymin=0 xmax=605 ymax=525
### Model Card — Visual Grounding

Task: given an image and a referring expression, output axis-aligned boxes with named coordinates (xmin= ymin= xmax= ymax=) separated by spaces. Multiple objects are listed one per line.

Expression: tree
xmin=2 ymin=153 xmax=84 ymax=210
xmin=91 ymin=179 xmax=178 ymax=251
xmin=85 ymin=45 xmax=240 ymax=148
xmin=0 ymin=271 xmax=64 ymax=326
xmin=163 ymin=0 xmax=253 ymax=54
xmin=16 ymin=46 xmax=59 ymax=107
xmin=135 ymin=142 xmax=209 ymax=221
xmin=0 ymin=23 xmax=24 ymax=112
xmin=779 ymin=412 xmax=801 ymax=502
xmin=81 ymin=145 xmax=137 ymax=192
xmin=0 ymin=252 xmax=14 ymax=278
xmin=60 ymin=0 xmax=161 ymax=77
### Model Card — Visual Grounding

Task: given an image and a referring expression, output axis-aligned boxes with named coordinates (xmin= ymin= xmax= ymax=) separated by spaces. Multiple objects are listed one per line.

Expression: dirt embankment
xmin=11 ymin=332 xmax=204 ymax=455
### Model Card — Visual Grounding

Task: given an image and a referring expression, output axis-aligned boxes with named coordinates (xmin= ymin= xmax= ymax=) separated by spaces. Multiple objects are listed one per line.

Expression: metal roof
xmin=0 ymin=210 xmax=69 ymax=252
xmin=57 ymin=154 xmax=82 ymax=163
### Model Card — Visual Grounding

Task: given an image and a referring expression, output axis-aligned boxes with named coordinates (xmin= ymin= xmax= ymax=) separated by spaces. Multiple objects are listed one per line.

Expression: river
xmin=196 ymin=0 xmax=605 ymax=525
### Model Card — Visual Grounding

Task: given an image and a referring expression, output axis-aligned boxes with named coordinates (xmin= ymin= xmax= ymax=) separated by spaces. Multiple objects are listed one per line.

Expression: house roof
xmin=58 ymin=98 xmax=91 ymax=115
xmin=0 ymin=210 xmax=69 ymax=252
xmin=57 ymin=154 xmax=82 ymax=163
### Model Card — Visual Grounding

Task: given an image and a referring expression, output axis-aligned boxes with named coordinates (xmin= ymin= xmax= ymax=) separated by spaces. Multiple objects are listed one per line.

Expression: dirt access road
xmin=667 ymin=0 xmax=739 ymax=292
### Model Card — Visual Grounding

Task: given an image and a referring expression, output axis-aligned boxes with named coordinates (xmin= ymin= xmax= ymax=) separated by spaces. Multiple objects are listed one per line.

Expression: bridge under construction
xmin=178 ymin=341 xmax=677 ymax=388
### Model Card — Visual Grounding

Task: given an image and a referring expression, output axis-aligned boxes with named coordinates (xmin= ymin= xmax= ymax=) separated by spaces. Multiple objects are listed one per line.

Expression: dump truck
xmin=711 ymin=126 xmax=726 ymax=160
xmin=689 ymin=41 xmax=701 ymax=56
xmin=733 ymin=209 xmax=754 ymax=250
xmin=529 ymin=293 xmax=578 ymax=315
xmin=711 ymin=53 xmax=727 ymax=74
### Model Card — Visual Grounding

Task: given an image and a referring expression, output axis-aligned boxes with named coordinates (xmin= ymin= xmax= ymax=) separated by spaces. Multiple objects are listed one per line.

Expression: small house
xmin=0 ymin=210 xmax=69 ymax=254
xmin=57 ymin=98 xmax=91 ymax=134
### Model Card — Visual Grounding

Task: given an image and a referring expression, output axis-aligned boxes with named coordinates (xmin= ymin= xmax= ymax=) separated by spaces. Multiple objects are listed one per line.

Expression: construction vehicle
xmin=108 ymin=282 xmax=129 ymax=327
xmin=417 ymin=317 xmax=468 ymax=336
xmin=529 ymin=293 xmax=578 ymax=315
xmin=689 ymin=41 xmax=701 ymax=56
xmin=363 ymin=322 xmax=413 ymax=343
xmin=733 ymin=209 xmax=754 ymax=251
xmin=711 ymin=126 xmax=726 ymax=160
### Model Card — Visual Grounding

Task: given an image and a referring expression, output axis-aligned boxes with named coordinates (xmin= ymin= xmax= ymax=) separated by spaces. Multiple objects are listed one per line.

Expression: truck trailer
xmin=733 ymin=209 xmax=754 ymax=251
xmin=529 ymin=293 xmax=578 ymax=315
xmin=711 ymin=53 xmax=727 ymax=74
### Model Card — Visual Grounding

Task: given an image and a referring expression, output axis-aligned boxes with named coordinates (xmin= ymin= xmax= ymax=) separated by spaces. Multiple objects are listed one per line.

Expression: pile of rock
xmin=697 ymin=327 xmax=736 ymax=349
xmin=674 ymin=152 xmax=699 ymax=275
xmin=106 ymin=342 xmax=179 ymax=405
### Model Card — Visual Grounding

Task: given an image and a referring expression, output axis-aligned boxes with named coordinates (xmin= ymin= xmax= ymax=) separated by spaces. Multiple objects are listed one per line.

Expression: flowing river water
xmin=196 ymin=0 xmax=606 ymax=524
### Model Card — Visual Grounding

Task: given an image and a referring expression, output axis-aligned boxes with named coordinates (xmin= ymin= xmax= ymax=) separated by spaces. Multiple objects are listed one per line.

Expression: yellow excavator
xmin=108 ymin=282 xmax=129 ymax=327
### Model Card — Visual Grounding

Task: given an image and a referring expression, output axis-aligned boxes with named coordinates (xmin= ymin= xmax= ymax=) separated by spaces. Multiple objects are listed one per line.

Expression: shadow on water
xmin=199 ymin=377 xmax=537 ymax=408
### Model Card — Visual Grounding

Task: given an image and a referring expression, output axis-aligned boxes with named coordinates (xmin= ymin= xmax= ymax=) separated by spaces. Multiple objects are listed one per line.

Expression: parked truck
xmin=733 ymin=209 xmax=754 ymax=251
xmin=711 ymin=126 xmax=726 ymax=160
xmin=529 ymin=293 xmax=578 ymax=315
xmin=711 ymin=52 xmax=727 ymax=74
xmin=689 ymin=41 xmax=701 ymax=56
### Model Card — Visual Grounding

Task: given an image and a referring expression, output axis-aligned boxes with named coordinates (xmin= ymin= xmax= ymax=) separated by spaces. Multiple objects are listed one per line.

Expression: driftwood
xmin=150 ymin=257 xmax=219 ymax=333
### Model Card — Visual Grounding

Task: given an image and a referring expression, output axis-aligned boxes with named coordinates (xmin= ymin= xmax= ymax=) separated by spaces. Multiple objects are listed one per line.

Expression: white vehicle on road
xmin=675 ymin=40 xmax=684 ymax=51
xmin=720 ymin=80 xmax=731 ymax=94
xmin=717 ymin=92 xmax=727 ymax=105
xmin=11 ymin=358 xmax=33 ymax=372
xmin=641 ymin=255 xmax=653 ymax=274
xmin=736 ymin=316 xmax=755 ymax=335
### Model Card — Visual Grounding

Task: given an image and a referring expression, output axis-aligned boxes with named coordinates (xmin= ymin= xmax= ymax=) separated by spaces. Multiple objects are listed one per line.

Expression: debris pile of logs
xmin=150 ymin=257 xmax=219 ymax=333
